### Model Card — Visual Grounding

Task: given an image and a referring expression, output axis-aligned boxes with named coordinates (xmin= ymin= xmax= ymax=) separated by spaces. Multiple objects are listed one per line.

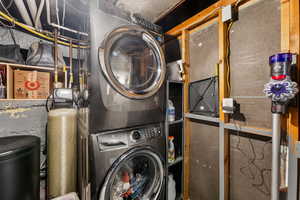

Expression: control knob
xmin=132 ymin=131 xmax=141 ymax=140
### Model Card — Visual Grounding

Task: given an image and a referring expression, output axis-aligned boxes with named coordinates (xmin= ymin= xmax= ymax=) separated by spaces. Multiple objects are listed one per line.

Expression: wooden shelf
xmin=185 ymin=113 xmax=272 ymax=137
xmin=185 ymin=113 xmax=220 ymax=123
xmin=168 ymin=80 xmax=184 ymax=84
xmin=223 ymin=123 xmax=272 ymax=137
xmin=168 ymin=156 xmax=183 ymax=167
xmin=0 ymin=62 xmax=68 ymax=71
xmin=0 ymin=99 xmax=47 ymax=101
xmin=0 ymin=62 xmax=69 ymax=100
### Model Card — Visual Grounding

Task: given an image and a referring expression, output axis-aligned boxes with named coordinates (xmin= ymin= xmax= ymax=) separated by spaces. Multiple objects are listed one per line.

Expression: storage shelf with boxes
xmin=0 ymin=62 xmax=68 ymax=100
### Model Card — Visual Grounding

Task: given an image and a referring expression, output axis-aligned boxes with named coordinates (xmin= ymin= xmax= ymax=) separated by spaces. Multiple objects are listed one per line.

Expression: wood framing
xmin=168 ymin=0 xmax=300 ymax=199
xmin=218 ymin=10 xmax=230 ymax=200
xmin=181 ymin=29 xmax=191 ymax=200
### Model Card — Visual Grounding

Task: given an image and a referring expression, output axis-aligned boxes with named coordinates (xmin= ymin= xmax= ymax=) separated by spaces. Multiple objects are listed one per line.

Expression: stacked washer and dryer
xmin=81 ymin=1 xmax=167 ymax=200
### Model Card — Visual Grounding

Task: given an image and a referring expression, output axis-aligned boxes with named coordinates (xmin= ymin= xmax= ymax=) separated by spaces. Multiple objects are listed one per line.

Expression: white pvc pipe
xmin=27 ymin=0 xmax=42 ymax=28
xmin=272 ymin=113 xmax=281 ymax=200
xmin=14 ymin=0 xmax=33 ymax=26
xmin=45 ymin=0 xmax=88 ymax=36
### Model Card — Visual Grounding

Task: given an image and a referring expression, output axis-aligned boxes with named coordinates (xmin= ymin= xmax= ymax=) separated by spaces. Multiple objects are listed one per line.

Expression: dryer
xmin=89 ymin=0 xmax=167 ymax=133
xmin=89 ymin=123 xmax=166 ymax=200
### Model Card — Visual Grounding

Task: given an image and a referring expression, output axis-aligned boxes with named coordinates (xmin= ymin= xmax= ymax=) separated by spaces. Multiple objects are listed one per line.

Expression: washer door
xmin=99 ymin=25 xmax=166 ymax=99
xmin=99 ymin=147 xmax=164 ymax=200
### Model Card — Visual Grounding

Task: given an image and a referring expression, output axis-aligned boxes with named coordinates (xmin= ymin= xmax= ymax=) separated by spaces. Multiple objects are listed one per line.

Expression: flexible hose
xmin=0 ymin=10 xmax=88 ymax=48
xmin=35 ymin=0 xmax=45 ymax=30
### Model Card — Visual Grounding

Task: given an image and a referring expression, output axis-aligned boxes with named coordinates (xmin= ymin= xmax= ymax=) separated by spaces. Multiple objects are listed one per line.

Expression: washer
xmin=89 ymin=0 xmax=166 ymax=133
xmin=89 ymin=123 xmax=166 ymax=200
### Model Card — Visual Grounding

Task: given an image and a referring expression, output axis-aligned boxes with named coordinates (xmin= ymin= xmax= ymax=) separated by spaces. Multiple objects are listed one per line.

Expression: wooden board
xmin=182 ymin=30 xmax=191 ymax=200
xmin=6 ymin=64 xmax=13 ymax=99
xmin=218 ymin=10 xmax=230 ymax=200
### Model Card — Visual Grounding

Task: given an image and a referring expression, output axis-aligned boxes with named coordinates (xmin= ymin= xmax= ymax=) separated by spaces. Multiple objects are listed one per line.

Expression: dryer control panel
xmin=97 ymin=126 xmax=162 ymax=151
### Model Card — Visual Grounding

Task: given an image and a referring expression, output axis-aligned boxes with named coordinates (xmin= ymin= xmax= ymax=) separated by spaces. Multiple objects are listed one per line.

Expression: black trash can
xmin=0 ymin=135 xmax=40 ymax=200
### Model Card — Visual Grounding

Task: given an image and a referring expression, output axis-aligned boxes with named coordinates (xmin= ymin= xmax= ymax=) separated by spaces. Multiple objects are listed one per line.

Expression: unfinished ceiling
xmin=115 ymin=0 xmax=184 ymax=22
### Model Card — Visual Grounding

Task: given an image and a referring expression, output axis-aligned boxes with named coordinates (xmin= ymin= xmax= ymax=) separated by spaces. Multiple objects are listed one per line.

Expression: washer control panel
xmin=130 ymin=126 xmax=162 ymax=143
xmin=97 ymin=126 xmax=163 ymax=151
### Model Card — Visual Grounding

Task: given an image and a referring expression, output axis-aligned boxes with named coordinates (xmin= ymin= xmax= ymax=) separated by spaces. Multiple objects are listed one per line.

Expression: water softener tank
xmin=47 ymin=108 xmax=77 ymax=198
xmin=0 ymin=135 xmax=40 ymax=200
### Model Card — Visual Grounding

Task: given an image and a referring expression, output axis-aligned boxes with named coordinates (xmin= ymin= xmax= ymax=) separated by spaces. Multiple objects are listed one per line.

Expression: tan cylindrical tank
xmin=47 ymin=108 xmax=77 ymax=198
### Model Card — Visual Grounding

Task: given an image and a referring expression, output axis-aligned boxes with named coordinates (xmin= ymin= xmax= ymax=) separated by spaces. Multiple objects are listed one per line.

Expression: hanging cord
xmin=226 ymin=21 xmax=233 ymax=96
xmin=231 ymin=120 xmax=272 ymax=196
xmin=8 ymin=28 xmax=16 ymax=44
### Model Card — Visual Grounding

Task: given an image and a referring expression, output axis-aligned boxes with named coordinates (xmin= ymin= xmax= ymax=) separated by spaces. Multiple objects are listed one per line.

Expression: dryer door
xmin=99 ymin=25 xmax=166 ymax=99
xmin=99 ymin=147 xmax=164 ymax=200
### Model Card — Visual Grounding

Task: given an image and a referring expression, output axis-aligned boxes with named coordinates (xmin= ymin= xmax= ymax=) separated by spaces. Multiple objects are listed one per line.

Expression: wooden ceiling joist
xmin=166 ymin=0 xmax=236 ymax=36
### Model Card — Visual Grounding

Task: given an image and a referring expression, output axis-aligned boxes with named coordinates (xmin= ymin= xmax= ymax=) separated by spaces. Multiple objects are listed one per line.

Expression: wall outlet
xmin=222 ymin=4 xmax=238 ymax=22
xmin=222 ymin=98 xmax=235 ymax=113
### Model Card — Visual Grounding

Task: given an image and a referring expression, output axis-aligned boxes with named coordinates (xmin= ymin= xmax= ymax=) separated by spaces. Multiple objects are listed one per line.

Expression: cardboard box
xmin=14 ymin=70 xmax=50 ymax=99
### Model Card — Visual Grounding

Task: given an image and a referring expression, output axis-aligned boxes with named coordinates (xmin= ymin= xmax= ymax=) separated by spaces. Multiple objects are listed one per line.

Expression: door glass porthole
xmin=99 ymin=26 xmax=166 ymax=99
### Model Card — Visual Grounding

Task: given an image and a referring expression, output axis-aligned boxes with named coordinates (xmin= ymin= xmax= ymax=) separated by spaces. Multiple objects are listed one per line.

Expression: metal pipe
xmin=54 ymin=29 xmax=59 ymax=86
xmin=27 ymin=0 xmax=42 ymax=28
xmin=14 ymin=0 xmax=33 ymax=26
xmin=78 ymin=40 xmax=83 ymax=92
xmin=68 ymin=40 xmax=73 ymax=88
xmin=45 ymin=0 xmax=88 ymax=36
xmin=271 ymin=113 xmax=281 ymax=200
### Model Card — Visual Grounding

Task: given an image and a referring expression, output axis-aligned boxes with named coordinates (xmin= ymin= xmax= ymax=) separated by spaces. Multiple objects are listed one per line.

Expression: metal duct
xmin=27 ymin=0 xmax=42 ymax=28
xmin=47 ymin=108 xmax=78 ymax=198
xmin=14 ymin=0 xmax=33 ymax=26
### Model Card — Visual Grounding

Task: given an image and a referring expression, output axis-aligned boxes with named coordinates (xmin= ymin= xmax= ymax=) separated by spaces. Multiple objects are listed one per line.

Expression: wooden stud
xmin=282 ymin=0 xmax=300 ymax=150
xmin=6 ymin=65 xmax=13 ymax=99
xmin=281 ymin=0 xmax=290 ymax=52
xmin=166 ymin=0 xmax=247 ymax=37
xmin=181 ymin=29 xmax=191 ymax=200
xmin=218 ymin=9 xmax=230 ymax=200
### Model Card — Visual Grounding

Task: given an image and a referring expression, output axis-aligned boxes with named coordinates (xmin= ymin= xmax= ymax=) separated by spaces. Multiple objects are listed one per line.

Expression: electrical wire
xmin=226 ymin=21 xmax=233 ymax=96
xmin=0 ymin=0 xmax=14 ymax=27
xmin=5 ymin=0 xmax=13 ymax=9
xmin=0 ymin=0 xmax=13 ymax=18
xmin=231 ymin=120 xmax=272 ymax=196
xmin=0 ymin=10 xmax=88 ymax=48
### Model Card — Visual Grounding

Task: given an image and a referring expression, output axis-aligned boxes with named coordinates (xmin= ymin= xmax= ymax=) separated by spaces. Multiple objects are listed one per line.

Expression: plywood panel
xmin=230 ymin=131 xmax=272 ymax=200
xmin=229 ymin=0 xmax=281 ymax=128
xmin=189 ymin=22 xmax=219 ymax=82
xmin=189 ymin=121 xmax=219 ymax=200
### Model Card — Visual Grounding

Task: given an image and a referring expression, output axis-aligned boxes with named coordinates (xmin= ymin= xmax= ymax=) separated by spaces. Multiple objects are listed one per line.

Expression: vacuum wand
xmin=264 ymin=53 xmax=298 ymax=200
xmin=271 ymin=113 xmax=280 ymax=200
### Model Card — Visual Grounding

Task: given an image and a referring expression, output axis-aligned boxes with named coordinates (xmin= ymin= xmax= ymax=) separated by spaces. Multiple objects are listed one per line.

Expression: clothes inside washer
xmin=110 ymin=156 xmax=156 ymax=200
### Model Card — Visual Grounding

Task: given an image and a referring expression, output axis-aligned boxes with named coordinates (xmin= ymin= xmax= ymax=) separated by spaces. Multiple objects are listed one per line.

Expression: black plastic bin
xmin=0 ymin=135 xmax=40 ymax=200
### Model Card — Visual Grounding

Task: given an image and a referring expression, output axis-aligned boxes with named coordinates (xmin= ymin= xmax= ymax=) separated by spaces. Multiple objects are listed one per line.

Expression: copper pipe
xmin=54 ymin=29 xmax=58 ymax=86
xmin=69 ymin=40 xmax=73 ymax=88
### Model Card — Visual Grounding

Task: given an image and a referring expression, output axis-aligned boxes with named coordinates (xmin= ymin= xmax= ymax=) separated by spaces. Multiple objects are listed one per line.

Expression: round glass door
xmin=99 ymin=25 xmax=166 ymax=99
xmin=99 ymin=148 xmax=164 ymax=200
